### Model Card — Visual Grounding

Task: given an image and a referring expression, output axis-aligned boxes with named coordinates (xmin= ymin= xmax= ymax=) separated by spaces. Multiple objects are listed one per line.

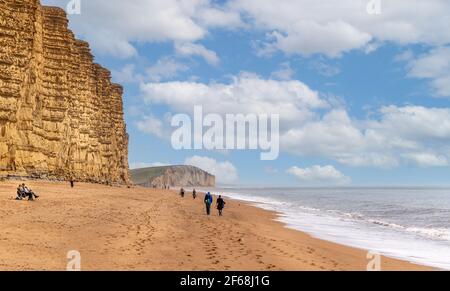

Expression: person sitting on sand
xmin=16 ymin=184 xmax=25 ymax=200
xmin=192 ymin=189 xmax=197 ymax=199
xmin=180 ymin=188 xmax=185 ymax=198
xmin=216 ymin=195 xmax=226 ymax=216
xmin=18 ymin=183 xmax=39 ymax=201
xmin=16 ymin=184 xmax=31 ymax=200
xmin=204 ymin=192 xmax=213 ymax=216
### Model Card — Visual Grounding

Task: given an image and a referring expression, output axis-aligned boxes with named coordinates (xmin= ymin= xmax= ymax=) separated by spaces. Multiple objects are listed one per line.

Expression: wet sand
xmin=0 ymin=180 xmax=432 ymax=270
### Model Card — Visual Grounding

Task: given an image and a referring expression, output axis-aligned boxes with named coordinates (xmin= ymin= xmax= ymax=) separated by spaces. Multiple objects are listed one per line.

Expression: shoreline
xmin=0 ymin=180 xmax=432 ymax=270
xmin=215 ymin=193 xmax=438 ymax=271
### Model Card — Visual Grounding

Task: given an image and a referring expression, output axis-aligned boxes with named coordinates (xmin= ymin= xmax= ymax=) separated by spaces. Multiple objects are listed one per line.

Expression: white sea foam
xmin=208 ymin=188 xmax=450 ymax=270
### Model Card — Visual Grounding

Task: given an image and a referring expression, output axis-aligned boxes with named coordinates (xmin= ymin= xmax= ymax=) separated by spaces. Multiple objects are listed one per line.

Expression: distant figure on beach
xmin=192 ymin=189 xmax=197 ymax=199
xmin=70 ymin=179 xmax=74 ymax=188
xmin=180 ymin=188 xmax=185 ymax=198
xmin=216 ymin=195 xmax=226 ymax=216
xmin=204 ymin=192 xmax=213 ymax=215
xmin=16 ymin=183 xmax=39 ymax=201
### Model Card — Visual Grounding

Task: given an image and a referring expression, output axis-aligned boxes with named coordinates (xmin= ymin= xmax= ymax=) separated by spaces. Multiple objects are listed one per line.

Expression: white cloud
xmin=432 ymin=76 xmax=450 ymax=97
xmin=138 ymin=73 xmax=450 ymax=169
xmin=146 ymin=57 xmax=189 ymax=82
xmin=43 ymin=0 xmax=450 ymax=62
xmin=43 ymin=0 xmax=242 ymax=58
xmin=271 ymin=21 xmax=372 ymax=58
xmin=270 ymin=62 xmax=295 ymax=80
xmin=395 ymin=50 xmax=414 ymax=63
xmin=112 ymin=58 xmax=189 ymax=84
xmin=112 ymin=64 xmax=144 ymax=84
xmin=86 ymin=32 xmax=139 ymax=59
xmin=281 ymin=109 xmax=376 ymax=165
xmin=140 ymin=73 xmax=327 ymax=129
xmin=309 ymin=60 xmax=341 ymax=77
xmin=282 ymin=106 xmax=450 ymax=168
xmin=126 ymin=105 xmax=145 ymax=117
xmin=287 ymin=165 xmax=351 ymax=185
xmin=402 ymin=153 xmax=449 ymax=167
xmin=230 ymin=0 xmax=450 ymax=57
xmin=175 ymin=42 xmax=220 ymax=65
xmin=406 ymin=47 xmax=450 ymax=97
xmin=196 ymin=6 xmax=243 ymax=28
xmin=408 ymin=49 xmax=449 ymax=78
xmin=136 ymin=115 xmax=166 ymax=138
xmin=185 ymin=156 xmax=239 ymax=184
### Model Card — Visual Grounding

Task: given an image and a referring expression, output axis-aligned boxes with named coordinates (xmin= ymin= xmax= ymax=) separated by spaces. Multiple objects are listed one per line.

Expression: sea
xmin=200 ymin=187 xmax=450 ymax=270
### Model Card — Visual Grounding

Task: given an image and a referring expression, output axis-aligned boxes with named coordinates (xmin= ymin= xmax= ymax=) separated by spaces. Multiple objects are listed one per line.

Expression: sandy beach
xmin=0 ymin=180 xmax=431 ymax=271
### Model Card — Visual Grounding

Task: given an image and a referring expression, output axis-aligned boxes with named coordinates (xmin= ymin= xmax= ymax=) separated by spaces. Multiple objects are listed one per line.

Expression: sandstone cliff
xmin=0 ymin=0 xmax=130 ymax=184
xmin=131 ymin=166 xmax=216 ymax=188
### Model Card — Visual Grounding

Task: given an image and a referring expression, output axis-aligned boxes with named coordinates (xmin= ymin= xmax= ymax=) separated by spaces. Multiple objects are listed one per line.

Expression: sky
xmin=42 ymin=0 xmax=450 ymax=187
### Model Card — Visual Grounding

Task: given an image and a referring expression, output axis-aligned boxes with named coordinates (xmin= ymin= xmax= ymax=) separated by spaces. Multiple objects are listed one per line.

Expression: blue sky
xmin=43 ymin=0 xmax=450 ymax=186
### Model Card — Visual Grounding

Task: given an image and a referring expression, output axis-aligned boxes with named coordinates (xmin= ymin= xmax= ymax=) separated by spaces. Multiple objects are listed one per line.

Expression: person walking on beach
xmin=216 ymin=195 xmax=226 ymax=216
xmin=192 ymin=189 xmax=197 ymax=199
xmin=70 ymin=179 xmax=74 ymax=188
xmin=204 ymin=192 xmax=213 ymax=215
xmin=180 ymin=188 xmax=185 ymax=198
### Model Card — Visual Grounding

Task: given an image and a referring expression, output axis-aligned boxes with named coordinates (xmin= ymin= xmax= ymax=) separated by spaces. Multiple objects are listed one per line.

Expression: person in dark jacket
xmin=192 ymin=189 xmax=197 ymax=199
xmin=16 ymin=183 xmax=39 ymax=201
xmin=180 ymin=188 xmax=185 ymax=198
xmin=204 ymin=192 xmax=213 ymax=215
xmin=16 ymin=185 xmax=24 ymax=200
xmin=216 ymin=195 xmax=226 ymax=216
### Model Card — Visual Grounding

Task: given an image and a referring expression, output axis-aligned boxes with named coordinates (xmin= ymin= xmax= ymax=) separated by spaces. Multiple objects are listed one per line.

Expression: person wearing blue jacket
xmin=204 ymin=192 xmax=213 ymax=215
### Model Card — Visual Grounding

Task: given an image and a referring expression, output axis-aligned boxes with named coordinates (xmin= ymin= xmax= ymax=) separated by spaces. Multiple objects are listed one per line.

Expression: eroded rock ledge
xmin=0 ymin=0 xmax=130 ymax=184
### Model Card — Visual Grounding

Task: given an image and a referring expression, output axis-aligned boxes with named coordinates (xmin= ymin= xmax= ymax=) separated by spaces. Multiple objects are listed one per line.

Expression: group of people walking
xmin=180 ymin=188 xmax=226 ymax=216
xmin=204 ymin=191 xmax=226 ymax=216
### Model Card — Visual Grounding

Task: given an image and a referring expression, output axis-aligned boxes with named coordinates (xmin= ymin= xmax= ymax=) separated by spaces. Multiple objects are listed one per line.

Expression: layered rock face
xmin=131 ymin=166 xmax=216 ymax=188
xmin=0 ymin=0 xmax=130 ymax=184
